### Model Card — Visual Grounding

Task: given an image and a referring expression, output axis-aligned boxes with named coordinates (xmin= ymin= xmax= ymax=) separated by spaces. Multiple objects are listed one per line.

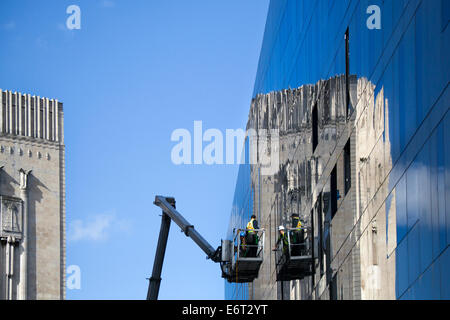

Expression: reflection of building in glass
xmin=0 ymin=90 xmax=65 ymax=300
xmin=226 ymin=0 xmax=449 ymax=300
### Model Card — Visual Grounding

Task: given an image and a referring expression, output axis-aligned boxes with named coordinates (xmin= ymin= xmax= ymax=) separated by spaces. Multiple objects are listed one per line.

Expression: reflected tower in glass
xmin=226 ymin=0 xmax=449 ymax=300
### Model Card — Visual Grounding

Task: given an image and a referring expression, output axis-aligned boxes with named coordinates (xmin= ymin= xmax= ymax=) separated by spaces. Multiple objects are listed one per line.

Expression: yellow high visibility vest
xmin=247 ymin=219 xmax=255 ymax=233
xmin=294 ymin=218 xmax=302 ymax=230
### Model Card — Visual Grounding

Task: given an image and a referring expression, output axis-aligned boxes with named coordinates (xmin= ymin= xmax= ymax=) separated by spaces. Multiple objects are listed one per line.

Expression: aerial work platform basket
xmin=221 ymin=228 xmax=265 ymax=283
xmin=275 ymin=227 xmax=314 ymax=281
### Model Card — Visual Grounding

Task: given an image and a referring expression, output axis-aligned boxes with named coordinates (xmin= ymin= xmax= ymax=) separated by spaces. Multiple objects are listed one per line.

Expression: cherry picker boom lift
xmin=147 ymin=196 xmax=265 ymax=300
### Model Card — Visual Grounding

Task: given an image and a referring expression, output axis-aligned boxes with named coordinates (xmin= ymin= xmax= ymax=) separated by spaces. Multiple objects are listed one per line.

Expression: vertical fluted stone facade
xmin=0 ymin=89 xmax=65 ymax=300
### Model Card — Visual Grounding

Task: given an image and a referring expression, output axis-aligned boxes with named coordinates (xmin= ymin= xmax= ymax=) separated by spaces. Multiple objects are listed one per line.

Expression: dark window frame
xmin=331 ymin=165 xmax=337 ymax=220
xmin=312 ymin=103 xmax=318 ymax=153
xmin=344 ymin=139 xmax=351 ymax=195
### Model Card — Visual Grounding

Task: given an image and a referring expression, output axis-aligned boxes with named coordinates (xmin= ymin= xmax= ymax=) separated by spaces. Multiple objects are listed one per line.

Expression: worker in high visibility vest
xmin=245 ymin=215 xmax=259 ymax=257
xmin=290 ymin=213 xmax=304 ymax=256
xmin=273 ymin=225 xmax=289 ymax=256
xmin=246 ymin=215 xmax=259 ymax=232
xmin=239 ymin=231 xmax=247 ymax=257
xmin=291 ymin=213 xmax=302 ymax=229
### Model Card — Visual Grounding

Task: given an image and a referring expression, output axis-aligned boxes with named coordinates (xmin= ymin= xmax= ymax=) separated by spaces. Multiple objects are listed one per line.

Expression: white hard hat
xmin=278 ymin=225 xmax=285 ymax=231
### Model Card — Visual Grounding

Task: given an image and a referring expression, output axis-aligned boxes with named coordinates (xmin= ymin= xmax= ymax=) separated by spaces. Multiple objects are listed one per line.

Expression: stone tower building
xmin=0 ymin=89 xmax=65 ymax=300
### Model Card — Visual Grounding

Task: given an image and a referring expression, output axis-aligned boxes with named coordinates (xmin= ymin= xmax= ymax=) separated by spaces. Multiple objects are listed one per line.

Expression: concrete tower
xmin=0 ymin=89 xmax=65 ymax=300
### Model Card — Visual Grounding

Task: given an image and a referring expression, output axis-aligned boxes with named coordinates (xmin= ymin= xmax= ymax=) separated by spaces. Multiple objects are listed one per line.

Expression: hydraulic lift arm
xmin=147 ymin=196 xmax=221 ymax=300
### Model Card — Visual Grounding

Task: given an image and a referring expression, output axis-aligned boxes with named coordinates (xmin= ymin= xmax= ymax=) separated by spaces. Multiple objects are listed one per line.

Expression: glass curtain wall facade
xmin=226 ymin=0 xmax=449 ymax=300
xmin=225 ymin=138 xmax=254 ymax=300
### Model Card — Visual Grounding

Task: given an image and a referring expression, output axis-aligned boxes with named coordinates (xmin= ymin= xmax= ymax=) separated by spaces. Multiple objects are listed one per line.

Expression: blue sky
xmin=0 ymin=0 xmax=269 ymax=299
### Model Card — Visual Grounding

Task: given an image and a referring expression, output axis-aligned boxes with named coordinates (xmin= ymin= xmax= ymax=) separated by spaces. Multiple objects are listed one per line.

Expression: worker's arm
xmin=272 ymin=235 xmax=281 ymax=251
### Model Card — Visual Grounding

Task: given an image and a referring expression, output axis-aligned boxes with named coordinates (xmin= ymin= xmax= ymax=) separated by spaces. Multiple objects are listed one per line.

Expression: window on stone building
xmin=49 ymin=103 xmax=53 ymax=141
xmin=344 ymin=139 xmax=351 ymax=195
xmin=39 ymin=99 xmax=44 ymax=138
xmin=1 ymin=92 xmax=6 ymax=132
xmin=312 ymin=104 xmax=318 ymax=153
xmin=11 ymin=94 xmax=16 ymax=134
xmin=316 ymin=193 xmax=324 ymax=277
xmin=21 ymin=96 xmax=26 ymax=135
xmin=30 ymin=99 xmax=35 ymax=136
xmin=310 ymin=207 xmax=316 ymax=293
xmin=331 ymin=165 xmax=337 ymax=220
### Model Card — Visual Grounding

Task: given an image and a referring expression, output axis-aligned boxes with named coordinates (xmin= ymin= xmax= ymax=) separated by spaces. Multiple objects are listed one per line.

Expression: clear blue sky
xmin=0 ymin=0 xmax=269 ymax=299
